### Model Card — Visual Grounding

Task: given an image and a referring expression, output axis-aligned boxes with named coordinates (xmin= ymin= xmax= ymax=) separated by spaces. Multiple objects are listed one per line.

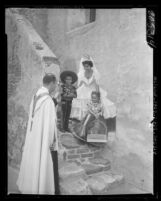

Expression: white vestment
xmin=16 ymin=86 xmax=58 ymax=195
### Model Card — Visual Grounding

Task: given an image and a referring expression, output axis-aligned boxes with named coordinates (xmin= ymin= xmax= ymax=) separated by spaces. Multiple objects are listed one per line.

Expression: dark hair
xmin=82 ymin=60 xmax=93 ymax=68
xmin=91 ymin=91 xmax=101 ymax=99
xmin=43 ymin=74 xmax=56 ymax=85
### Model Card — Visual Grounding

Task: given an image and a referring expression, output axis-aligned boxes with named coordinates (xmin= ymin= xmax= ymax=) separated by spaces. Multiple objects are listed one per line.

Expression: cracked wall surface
xmin=6 ymin=9 xmax=60 ymax=168
xmin=26 ymin=8 xmax=153 ymax=129
xmin=6 ymin=7 xmax=153 ymax=166
xmin=6 ymin=8 xmax=153 ymax=193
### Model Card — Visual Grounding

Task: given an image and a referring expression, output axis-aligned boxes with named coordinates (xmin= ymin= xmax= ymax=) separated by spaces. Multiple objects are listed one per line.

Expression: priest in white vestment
xmin=16 ymin=74 xmax=58 ymax=195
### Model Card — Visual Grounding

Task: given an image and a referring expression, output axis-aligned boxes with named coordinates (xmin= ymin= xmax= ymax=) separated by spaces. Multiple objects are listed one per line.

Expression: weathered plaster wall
xmin=7 ymin=7 xmax=153 ymax=157
xmin=16 ymin=8 xmax=49 ymax=48
xmin=12 ymin=8 xmax=153 ymax=130
xmin=6 ymin=9 xmax=60 ymax=168
xmin=6 ymin=8 xmax=153 ymax=193
xmin=15 ymin=8 xmax=67 ymax=70
xmin=45 ymin=9 xmax=153 ymax=130
xmin=28 ymin=9 xmax=153 ymax=192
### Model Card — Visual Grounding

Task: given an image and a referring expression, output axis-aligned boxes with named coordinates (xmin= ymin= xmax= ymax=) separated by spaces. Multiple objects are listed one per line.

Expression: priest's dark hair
xmin=43 ymin=73 xmax=56 ymax=85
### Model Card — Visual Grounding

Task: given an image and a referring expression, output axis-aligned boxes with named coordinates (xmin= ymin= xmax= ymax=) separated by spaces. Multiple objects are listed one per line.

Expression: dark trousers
xmin=61 ymin=100 xmax=72 ymax=130
xmin=106 ymin=117 xmax=116 ymax=132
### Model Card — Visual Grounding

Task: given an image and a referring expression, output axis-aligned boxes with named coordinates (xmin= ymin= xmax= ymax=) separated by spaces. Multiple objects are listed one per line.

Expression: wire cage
xmin=86 ymin=118 xmax=108 ymax=143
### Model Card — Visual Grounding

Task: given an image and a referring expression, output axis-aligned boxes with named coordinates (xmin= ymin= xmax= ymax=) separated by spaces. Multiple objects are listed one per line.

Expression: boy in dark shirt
xmin=60 ymin=71 xmax=78 ymax=132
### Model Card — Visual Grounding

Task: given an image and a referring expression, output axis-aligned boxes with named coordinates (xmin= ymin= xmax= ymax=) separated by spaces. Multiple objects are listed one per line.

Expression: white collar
xmin=36 ymin=86 xmax=49 ymax=96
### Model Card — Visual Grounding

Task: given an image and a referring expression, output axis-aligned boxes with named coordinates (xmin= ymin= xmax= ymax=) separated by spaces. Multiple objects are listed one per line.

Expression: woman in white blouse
xmin=70 ymin=55 xmax=116 ymax=121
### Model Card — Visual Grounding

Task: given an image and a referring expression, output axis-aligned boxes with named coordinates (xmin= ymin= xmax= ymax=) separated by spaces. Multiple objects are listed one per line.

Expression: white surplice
xmin=16 ymin=86 xmax=58 ymax=195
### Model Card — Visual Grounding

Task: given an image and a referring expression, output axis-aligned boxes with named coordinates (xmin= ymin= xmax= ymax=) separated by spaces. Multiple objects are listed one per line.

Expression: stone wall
xmin=45 ymin=9 xmax=153 ymax=130
xmin=7 ymin=8 xmax=153 ymax=166
xmin=59 ymin=133 xmax=103 ymax=163
xmin=21 ymin=8 xmax=152 ymax=129
xmin=6 ymin=9 xmax=60 ymax=168
xmin=14 ymin=8 xmax=67 ymax=71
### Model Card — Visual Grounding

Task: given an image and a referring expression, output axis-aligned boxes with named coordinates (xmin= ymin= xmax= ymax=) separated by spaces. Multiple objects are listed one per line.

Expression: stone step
xmin=86 ymin=172 xmax=124 ymax=195
xmin=57 ymin=132 xmax=124 ymax=195
xmin=59 ymin=169 xmax=124 ymax=195
xmin=82 ymin=163 xmax=111 ymax=175
xmin=83 ymin=163 xmax=102 ymax=175
xmin=59 ymin=133 xmax=103 ymax=162
xmin=60 ymin=177 xmax=92 ymax=195
xmin=60 ymin=133 xmax=81 ymax=149
xmin=58 ymin=161 xmax=87 ymax=182
xmin=89 ymin=157 xmax=111 ymax=166
xmin=59 ymin=156 xmax=111 ymax=179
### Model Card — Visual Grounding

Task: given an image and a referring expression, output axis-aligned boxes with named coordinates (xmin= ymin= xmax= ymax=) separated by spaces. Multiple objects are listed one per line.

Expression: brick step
xmin=59 ymin=133 xmax=103 ymax=162
xmin=58 ymin=161 xmax=87 ymax=182
xmin=60 ymin=177 xmax=92 ymax=195
xmin=83 ymin=157 xmax=111 ymax=175
xmin=86 ymin=171 xmax=124 ymax=195
xmin=59 ymin=169 xmax=124 ymax=195
xmin=82 ymin=163 xmax=111 ymax=175
xmin=58 ymin=157 xmax=111 ymax=180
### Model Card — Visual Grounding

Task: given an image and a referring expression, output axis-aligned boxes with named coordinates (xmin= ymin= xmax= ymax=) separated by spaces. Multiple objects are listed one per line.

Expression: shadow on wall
xmin=63 ymin=57 xmax=77 ymax=73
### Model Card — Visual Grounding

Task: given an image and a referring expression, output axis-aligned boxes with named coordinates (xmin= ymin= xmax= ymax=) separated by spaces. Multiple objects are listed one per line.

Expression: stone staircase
xmin=56 ymin=131 xmax=124 ymax=195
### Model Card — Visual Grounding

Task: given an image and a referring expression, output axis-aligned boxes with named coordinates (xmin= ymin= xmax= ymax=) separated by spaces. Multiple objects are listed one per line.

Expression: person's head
xmin=44 ymin=60 xmax=53 ymax=67
xmin=60 ymin=71 xmax=78 ymax=84
xmin=82 ymin=60 xmax=93 ymax=72
xmin=43 ymin=74 xmax=57 ymax=94
xmin=91 ymin=91 xmax=100 ymax=103
xmin=65 ymin=75 xmax=73 ymax=85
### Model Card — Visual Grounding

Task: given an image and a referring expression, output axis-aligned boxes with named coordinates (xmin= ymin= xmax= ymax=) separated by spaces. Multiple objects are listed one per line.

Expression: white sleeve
xmin=94 ymin=73 xmax=100 ymax=85
xmin=77 ymin=74 xmax=84 ymax=86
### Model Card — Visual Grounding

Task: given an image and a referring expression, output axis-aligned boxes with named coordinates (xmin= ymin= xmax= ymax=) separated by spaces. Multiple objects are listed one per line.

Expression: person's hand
xmin=67 ymin=93 xmax=73 ymax=97
xmin=68 ymin=93 xmax=76 ymax=97
xmin=78 ymin=80 xmax=85 ymax=87
xmin=50 ymin=137 xmax=58 ymax=151
xmin=92 ymin=78 xmax=99 ymax=90
xmin=53 ymin=140 xmax=58 ymax=151
xmin=72 ymin=81 xmax=78 ymax=88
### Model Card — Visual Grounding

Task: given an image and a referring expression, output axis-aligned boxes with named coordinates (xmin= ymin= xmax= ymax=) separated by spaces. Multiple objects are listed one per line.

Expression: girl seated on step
xmin=72 ymin=91 xmax=108 ymax=141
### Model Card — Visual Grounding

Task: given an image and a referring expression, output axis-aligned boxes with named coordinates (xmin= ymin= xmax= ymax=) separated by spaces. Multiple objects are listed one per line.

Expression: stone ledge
xmin=59 ymin=133 xmax=104 ymax=162
xmin=67 ymin=149 xmax=76 ymax=154
xmin=77 ymin=148 xmax=90 ymax=154
xmin=67 ymin=154 xmax=80 ymax=160
xmin=86 ymin=176 xmax=107 ymax=194
xmin=59 ymin=162 xmax=86 ymax=181
xmin=82 ymin=163 xmax=104 ymax=175
xmin=89 ymin=157 xmax=111 ymax=166
xmin=86 ymin=172 xmax=124 ymax=194
xmin=6 ymin=10 xmax=60 ymax=80
xmin=81 ymin=153 xmax=94 ymax=158
xmin=60 ymin=177 xmax=92 ymax=195
xmin=60 ymin=133 xmax=80 ymax=149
